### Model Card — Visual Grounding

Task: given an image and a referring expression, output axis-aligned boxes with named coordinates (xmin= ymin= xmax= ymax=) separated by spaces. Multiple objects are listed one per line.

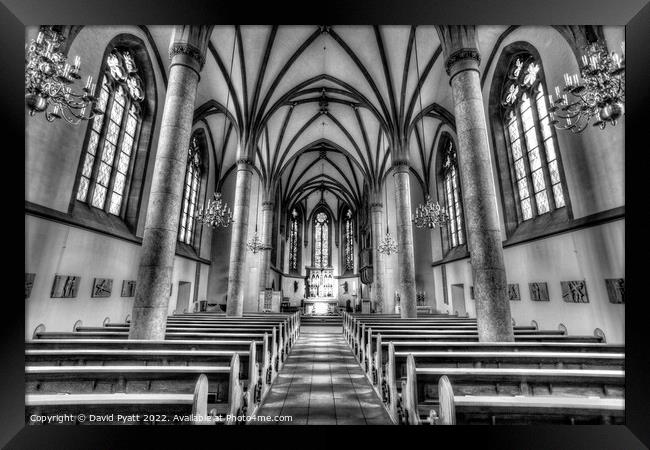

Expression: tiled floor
xmin=252 ymin=326 xmax=393 ymax=425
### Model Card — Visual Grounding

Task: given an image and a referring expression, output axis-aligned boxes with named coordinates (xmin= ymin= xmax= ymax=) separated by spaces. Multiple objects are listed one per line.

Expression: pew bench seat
xmin=428 ymin=377 xmax=625 ymax=425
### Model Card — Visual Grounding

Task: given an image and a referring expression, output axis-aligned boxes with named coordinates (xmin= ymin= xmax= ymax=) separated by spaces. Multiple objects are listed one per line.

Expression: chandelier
xmin=413 ymin=195 xmax=449 ymax=229
xmin=411 ymin=32 xmax=449 ymax=231
xmin=247 ymin=229 xmax=264 ymax=254
xmin=377 ymin=228 xmax=398 ymax=256
xmin=25 ymin=26 xmax=101 ymax=124
xmin=196 ymin=192 xmax=233 ymax=228
xmin=247 ymin=179 xmax=264 ymax=254
xmin=548 ymin=41 xmax=625 ymax=133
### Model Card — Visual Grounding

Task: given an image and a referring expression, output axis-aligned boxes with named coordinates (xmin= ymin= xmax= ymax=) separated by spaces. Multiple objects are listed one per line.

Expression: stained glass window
xmin=313 ymin=211 xmax=329 ymax=268
xmin=76 ymin=48 xmax=144 ymax=216
xmin=344 ymin=209 xmax=354 ymax=272
xmin=440 ymin=139 xmax=465 ymax=248
xmin=501 ymin=53 xmax=566 ymax=222
xmin=289 ymin=208 xmax=300 ymax=272
xmin=178 ymin=133 xmax=202 ymax=246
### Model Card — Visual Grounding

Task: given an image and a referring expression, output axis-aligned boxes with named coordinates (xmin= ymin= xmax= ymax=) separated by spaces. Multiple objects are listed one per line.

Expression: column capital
xmin=435 ymin=26 xmax=482 ymax=77
xmin=370 ymin=202 xmax=383 ymax=209
xmin=262 ymin=201 xmax=275 ymax=210
xmin=236 ymin=158 xmax=255 ymax=167
xmin=391 ymin=159 xmax=410 ymax=174
xmin=169 ymin=25 xmax=213 ymax=73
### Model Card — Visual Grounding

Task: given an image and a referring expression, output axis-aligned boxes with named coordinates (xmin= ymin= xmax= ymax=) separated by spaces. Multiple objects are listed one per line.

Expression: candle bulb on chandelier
xmin=36 ymin=31 xmax=44 ymax=45
xmin=555 ymin=85 xmax=560 ymax=97
xmin=73 ymin=55 xmax=81 ymax=71
xmin=85 ymin=75 xmax=93 ymax=91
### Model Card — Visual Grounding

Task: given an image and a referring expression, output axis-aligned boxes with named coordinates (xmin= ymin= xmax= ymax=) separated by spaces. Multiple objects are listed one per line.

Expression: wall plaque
xmin=121 ymin=280 xmax=136 ymax=297
xmin=51 ymin=275 xmax=80 ymax=298
xmin=25 ymin=273 xmax=36 ymax=299
xmin=561 ymin=280 xmax=589 ymax=303
xmin=92 ymin=278 xmax=113 ymax=298
xmin=508 ymin=283 xmax=520 ymax=301
xmin=529 ymin=282 xmax=549 ymax=302
xmin=605 ymin=278 xmax=624 ymax=304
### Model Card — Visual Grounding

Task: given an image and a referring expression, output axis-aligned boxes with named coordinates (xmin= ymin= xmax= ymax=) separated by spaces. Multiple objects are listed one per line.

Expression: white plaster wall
xmin=433 ymin=219 xmax=624 ymax=343
xmin=25 ymin=215 xmax=209 ymax=338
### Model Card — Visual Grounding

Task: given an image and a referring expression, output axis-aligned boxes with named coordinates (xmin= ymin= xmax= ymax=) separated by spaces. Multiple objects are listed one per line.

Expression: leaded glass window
xmin=344 ymin=209 xmax=354 ymax=272
xmin=313 ymin=211 xmax=329 ymax=268
xmin=289 ymin=208 xmax=300 ymax=272
xmin=501 ymin=53 xmax=566 ymax=222
xmin=440 ymin=139 xmax=465 ymax=248
xmin=76 ymin=48 xmax=144 ymax=216
xmin=178 ymin=133 xmax=202 ymax=246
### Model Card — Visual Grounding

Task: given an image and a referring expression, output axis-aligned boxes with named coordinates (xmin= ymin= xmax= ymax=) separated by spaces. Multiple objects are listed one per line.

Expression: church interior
xmin=24 ymin=25 xmax=625 ymax=425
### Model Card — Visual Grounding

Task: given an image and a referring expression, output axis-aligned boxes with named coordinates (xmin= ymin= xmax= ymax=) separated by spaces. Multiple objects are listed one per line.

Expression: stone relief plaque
xmin=51 ymin=275 xmax=80 ymax=298
xmin=561 ymin=280 xmax=589 ymax=303
xmin=92 ymin=278 xmax=113 ymax=298
xmin=508 ymin=283 xmax=521 ymax=301
xmin=25 ymin=273 xmax=36 ymax=299
xmin=121 ymin=280 xmax=136 ymax=297
xmin=605 ymin=278 xmax=624 ymax=304
xmin=529 ymin=282 xmax=549 ymax=302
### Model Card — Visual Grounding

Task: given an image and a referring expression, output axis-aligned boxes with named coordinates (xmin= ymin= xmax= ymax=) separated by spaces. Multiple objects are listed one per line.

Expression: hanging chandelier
xmin=411 ymin=31 xmax=449 ymax=230
xmin=25 ymin=26 xmax=102 ymax=124
xmin=247 ymin=178 xmax=264 ymax=254
xmin=196 ymin=192 xmax=233 ymax=228
xmin=247 ymin=229 xmax=264 ymax=254
xmin=413 ymin=195 xmax=449 ymax=229
xmin=377 ymin=154 xmax=398 ymax=256
xmin=377 ymin=228 xmax=398 ymax=256
xmin=548 ymin=41 xmax=625 ymax=133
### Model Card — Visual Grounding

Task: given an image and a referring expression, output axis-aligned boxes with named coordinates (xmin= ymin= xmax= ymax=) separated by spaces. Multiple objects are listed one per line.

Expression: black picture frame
xmin=9 ymin=0 xmax=648 ymax=448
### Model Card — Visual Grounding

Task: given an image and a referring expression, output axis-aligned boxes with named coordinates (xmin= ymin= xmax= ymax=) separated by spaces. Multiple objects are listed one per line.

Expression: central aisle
xmin=252 ymin=325 xmax=393 ymax=425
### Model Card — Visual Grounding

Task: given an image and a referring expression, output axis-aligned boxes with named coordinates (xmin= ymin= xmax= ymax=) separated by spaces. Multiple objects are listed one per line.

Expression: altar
xmin=304 ymin=298 xmax=338 ymax=315
xmin=304 ymin=267 xmax=338 ymax=315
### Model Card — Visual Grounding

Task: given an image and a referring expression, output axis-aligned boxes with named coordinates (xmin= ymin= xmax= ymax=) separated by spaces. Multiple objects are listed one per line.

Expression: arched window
xmin=75 ymin=48 xmax=145 ymax=216
xmin=439 ymin=138 xmax=465 ymax=249
xmin=343 ymin=208 xmax=354 ymax=273
xmin=288 ymin=208 xmax=302 ymax=273
xmin=313 ymin=211 xmax=330 ymax=268
xmin=501 ymin=52 xmax=566 ymax=222
xmin=178 ymin=132 xmax=203 ymax=246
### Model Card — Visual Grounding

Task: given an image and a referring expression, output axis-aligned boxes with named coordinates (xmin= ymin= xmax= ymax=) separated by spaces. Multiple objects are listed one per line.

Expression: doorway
xmin=176 ymin=281 xmax=192 ymax=314
xmin=450 ymin=284 xmax=467 ymax=317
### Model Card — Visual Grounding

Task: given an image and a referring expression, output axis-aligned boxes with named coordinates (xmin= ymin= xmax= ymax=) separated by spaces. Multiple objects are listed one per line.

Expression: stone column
xmin=370 ymin=200 xmax=385 ymax=314
xmin=130 ymin=26 xmax=212 ymax=340
xmin=258 ymin=197 xmax=275 ymax=294
xmin=392 ymin=162 xmax=418 ymax=319
xmin=436 ymin=26 xmax=513 ymax=342
xmin=225 ymin=159 xmax=254 ymax=317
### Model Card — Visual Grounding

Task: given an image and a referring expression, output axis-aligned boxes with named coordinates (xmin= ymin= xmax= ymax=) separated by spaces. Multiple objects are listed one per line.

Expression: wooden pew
xmin=26 ymin=374 xmax=213 ymax=425
xmin=394 ymin=351 xmax=624 ymax=425
xmin=410 ymin=368 xmax=625 ymax=425
xmin=375 ymin=340 xmax=624 ymax=420
xmin=25 ymin=355 xmax=250 ymax=424
xmin=34 ymin=326 xmax=289 ymax=377
xmin=357 ymin=328 xmax=603 ymax=375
